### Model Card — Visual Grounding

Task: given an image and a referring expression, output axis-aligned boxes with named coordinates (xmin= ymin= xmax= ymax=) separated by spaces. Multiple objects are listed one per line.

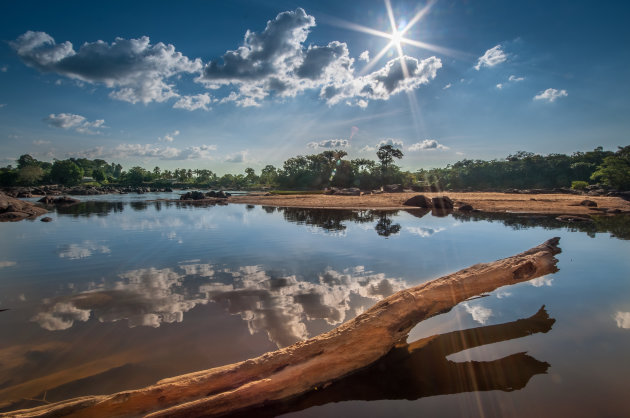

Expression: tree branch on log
xmin=6 ymin=238 xmax=561 ymax=418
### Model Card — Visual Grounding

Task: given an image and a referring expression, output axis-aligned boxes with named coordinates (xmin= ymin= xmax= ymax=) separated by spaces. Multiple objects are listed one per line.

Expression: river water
xmin=1 ymin=193 xmax=629 ymax=417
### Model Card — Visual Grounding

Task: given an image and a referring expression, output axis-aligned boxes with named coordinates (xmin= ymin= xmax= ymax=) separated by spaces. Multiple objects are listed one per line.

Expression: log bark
xmin=6 ymin=238 xmax=561 ymax=418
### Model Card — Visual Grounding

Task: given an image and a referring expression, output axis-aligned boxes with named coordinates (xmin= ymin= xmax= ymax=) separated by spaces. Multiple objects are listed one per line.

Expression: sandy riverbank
xmin=228 ymin=192 xmax=630 ymax=216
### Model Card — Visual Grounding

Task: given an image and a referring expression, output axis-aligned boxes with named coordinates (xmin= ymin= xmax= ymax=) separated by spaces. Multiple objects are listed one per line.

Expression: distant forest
xmin=1 ymin=145 xmax=629 ymax=191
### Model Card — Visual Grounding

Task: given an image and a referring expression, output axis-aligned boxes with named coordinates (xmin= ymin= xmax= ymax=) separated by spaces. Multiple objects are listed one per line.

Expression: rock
xmin=403 ymin=195 xmax=432 ymax=208
xmin=180 ymin=191 xmax=206 ymax=200
xmin=432 ymin=196 xmax=454 ymax=210
xmin=0 ymin=192 xmax=47 ymax=222
xmin=38 ymin=196 xmax=56 ymax=204
xmin=383 ymin=184 xmax=403 ymax=193
xmin=40 ymin=216 xmax=53 ymax=222
xmin=457 ymin=204 xmax=474 ymax=212
xmin=579 ymin=199 xmax=597 ymax=207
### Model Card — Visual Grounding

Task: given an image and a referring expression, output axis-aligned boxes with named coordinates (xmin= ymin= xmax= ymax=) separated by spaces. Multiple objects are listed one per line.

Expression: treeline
xmin=1 ymin=145 xmax=629 ymax=191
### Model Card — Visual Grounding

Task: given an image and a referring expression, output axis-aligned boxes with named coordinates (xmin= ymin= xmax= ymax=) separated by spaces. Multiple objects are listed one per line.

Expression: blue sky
xmin=1 ymin=0 xmax=628 ymax=174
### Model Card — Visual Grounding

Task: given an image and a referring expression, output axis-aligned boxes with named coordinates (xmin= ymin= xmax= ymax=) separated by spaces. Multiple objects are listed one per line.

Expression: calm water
xmin=1 ymin=195 xmax=629 ymax=417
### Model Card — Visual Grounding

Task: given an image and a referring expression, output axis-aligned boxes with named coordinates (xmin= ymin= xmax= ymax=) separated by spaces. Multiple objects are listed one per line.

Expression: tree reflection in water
xmin=229 ymin=306 xmax=555 ymax=418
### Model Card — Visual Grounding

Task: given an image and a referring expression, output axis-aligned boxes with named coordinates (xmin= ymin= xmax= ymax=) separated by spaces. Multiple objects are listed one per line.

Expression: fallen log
xmin=7 ymin=238 xmax=561 ymax=418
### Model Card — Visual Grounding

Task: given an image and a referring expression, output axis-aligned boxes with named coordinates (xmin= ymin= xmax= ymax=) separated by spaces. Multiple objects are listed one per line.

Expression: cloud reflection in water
xmin=32 ymin=264 xmax=407 ymax=347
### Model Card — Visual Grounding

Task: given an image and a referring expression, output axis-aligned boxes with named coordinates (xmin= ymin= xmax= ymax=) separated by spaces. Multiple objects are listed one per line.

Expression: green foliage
xmin=50 ymin=160 xmax=84 ymax=186
xmin=18 ymin=165 xmax=44 ymax=185
xmin=590 ymin=145 xmax=630 ymax=190
xmin=571 ymin=181 xmax=589 ymax=190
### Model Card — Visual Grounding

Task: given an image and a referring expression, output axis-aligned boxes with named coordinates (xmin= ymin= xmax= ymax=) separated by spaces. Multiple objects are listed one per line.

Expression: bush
xmin=571 ymin=180 xmax=589 ymax=190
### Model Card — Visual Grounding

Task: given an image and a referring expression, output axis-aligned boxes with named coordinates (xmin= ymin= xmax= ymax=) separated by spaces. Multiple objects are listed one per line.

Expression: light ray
xmin=400 ymin=37 xmax=471 ymax=60
xmin=399 ymin=0 xmax=436 ymax=36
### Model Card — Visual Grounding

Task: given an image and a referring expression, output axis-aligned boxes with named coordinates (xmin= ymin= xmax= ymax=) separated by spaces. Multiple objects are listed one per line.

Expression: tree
xmin=124 ymin=166 xmax=149 ymax=186
xmin=18 ymin=165 xmax=44 ymax=185
xmin=260 ymin=165 xmax=278 ymax=186
xmin=376 ymin=145 xmax=403 ymax=184
xmin=50 ymin=160 xmax=84 ymax=185
xmin=591 ymin=145 xmax=630 ymax=190
xmin=93 ymin=169 xmax=107 ymax=183
xmin=17 ymin=154 xmax=37 ymax=169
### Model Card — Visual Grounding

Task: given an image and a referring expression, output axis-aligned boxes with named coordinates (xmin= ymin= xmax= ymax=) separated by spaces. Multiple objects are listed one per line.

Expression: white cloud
xmin=474 ymin=44 xmax=507 ymax=70
xmin=159 ymin=129 xmax=180 ymax=143
xmin=408 ymin=139 xmax=449 ymax=151
xmin=200 ymin=9 xmax=440 ymax=108
xmin=462 ymin=302 xmax=493 ymax=324
xmin=0 ymin=104 xmax=6 ymax=108
xmin=0 ymin=65 xmax=7 ymax=72
xmin=508 ymin=75 xmax=525 ymax=82
xmin=405 ymin=226 xmax=445 ymax=237
xmin=307 ymin=139 xmax=349 ymax=149
xmin=496 ymin=83 xmax=503 ymax=89
xmin=173 ymin=93 xmax=212 ymax=111
xmin=58 ymin=241 xmax=110 ymax=259
xmin=44 ymin=113 xmax=105 ymax=134
xmin=529 ymin=276 xmax=553 ymax=287
xmin=359 ymin=145 xmax=376 ymax=153
xmin=225 ymin=150 xmax=250 ymax=163
xmin=615 ymin=311 xmax=630 ymax=329
xmin=11 ymin=31 xmax=202 ymax=104
xmin=534 ymin=88 xmax=568 ymax=103
xmin=114 ymin=143 xmax=216 ymax=160
xmin=33 ymin=140 xmax=51 ymax=145
xmin=377 ymin=138 xmax=404 ymax=149
xmin=0 ymin=261 xmax=17 ymax=268
xmin=443 ymin=83 xmax=451 ymax=89
xmin=359 ymin=50 xmax=370 ymax=62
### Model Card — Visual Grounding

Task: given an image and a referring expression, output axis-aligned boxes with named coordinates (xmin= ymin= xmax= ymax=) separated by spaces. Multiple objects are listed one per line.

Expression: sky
xmin=1 ymin=0 xmax=629 ymax=174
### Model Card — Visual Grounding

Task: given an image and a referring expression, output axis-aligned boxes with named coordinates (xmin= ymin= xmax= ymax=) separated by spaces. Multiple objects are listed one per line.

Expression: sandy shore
xmin=229 ymin=192 xmax=630 ymax=216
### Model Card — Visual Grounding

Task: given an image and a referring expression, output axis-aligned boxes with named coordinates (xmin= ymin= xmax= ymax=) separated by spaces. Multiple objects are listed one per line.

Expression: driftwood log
xmin=6 ymin=238 xmax=561 ymax=418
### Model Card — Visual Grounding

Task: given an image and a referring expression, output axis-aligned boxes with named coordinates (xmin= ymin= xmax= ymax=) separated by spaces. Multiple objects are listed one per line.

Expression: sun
xmin=390 ymin=29 xmax=403 ymax=48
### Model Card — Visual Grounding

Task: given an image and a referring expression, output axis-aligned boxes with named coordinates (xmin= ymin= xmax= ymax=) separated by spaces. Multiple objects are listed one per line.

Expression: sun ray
xmin=399 ymin=0 xmax=436 ymax=36
xmin=400 ymin=37 xmax=471 ymax=60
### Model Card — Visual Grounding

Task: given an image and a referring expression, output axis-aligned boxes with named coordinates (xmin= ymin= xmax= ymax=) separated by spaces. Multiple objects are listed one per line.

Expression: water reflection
xmin=32 ymin=264 xmax=407 ymax=347
xmin=57 ymin=241 xmax=110 ymax=259
xmin=230 ymin=307 xmax=555 ymax=418
xmin=614 ymin=311 xmax=630 ymax=329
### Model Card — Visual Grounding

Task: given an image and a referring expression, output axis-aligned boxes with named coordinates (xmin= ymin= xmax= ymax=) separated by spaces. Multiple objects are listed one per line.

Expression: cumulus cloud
xmin=534 ymin=88 xmax=568 ymax=103
xmin=44 ymin=113 xmax=105 ymax=134
xmin=173 ymin=93 xmax=212 ymax=111
xmin=496 ymin=83 xmax=503 ymax=89
xmin=225 ymin=150 xmax=249 ymax=163
xmin=462 ymin=302 xmax=493 ymax=324
xmin=200 ymin=8 xmax=440 ymax=107
xmin=408 ymin=139 xmax=449 ymax=151
xmin=159 ymin=130 xmax=180 ymax=143
xmin=114 ymin=143 xmax=216 ymax=160
xmin=405 ymin=226 xmax=445 ymax=237
xmin=57 ymin=241 xmax=110 ymax=259
xmin=31 ymin=263 xmax=406 ymax=347
xmin=359 ymin=145 xmax=376 ymax=153
xmin=378 ymin=138 xmax=404 ymax=149
xmin=615 ymin=311 xmax=630 ymax=329
xmin=11 ymin=31 xmax=202 ymax=104
xmin=307 ymin=139 xmax=349 ymax=149
xmin=359 ymin=50 xmax=370 ymax=62
xmin=529 ymin=276 xmax=553 ymax=287
xmin=474 ymin=44 xmax=507 ymax=70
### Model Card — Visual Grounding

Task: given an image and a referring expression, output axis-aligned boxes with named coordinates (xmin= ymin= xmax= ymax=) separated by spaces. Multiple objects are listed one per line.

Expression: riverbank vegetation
xmin=1 ymin=145 xmax=628 ymax=191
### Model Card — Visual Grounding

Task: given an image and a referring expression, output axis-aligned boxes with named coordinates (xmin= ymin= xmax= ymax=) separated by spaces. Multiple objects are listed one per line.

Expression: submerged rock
xmin=0 ymin=192 xmax=47 ymax=222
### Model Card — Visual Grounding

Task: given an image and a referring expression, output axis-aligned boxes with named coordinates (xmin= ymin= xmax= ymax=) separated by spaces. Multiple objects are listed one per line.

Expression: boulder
xmin=403 ymin=195 xmax=432 ymax=208
xmin=457 ymin=204 xmax=474 ymax=212
xmin=40 ymin=217 xmax=53 ymax=222
xmin=333 ymin=188 xmax=361 ymax=196
xmin=0 ymin=192 xmax=47 ymax=222
xmin=432 ymin=196 xmax=454 ymax=210
xmin=54 ymin=196 xmax=80 ymax=205
xmin=180 ymin=191 xmax=206 ymax=200
xmin=579 ymin=199 xmax=597 ymax=207
xmin=383 ymin=184 xmax=403 ymax=193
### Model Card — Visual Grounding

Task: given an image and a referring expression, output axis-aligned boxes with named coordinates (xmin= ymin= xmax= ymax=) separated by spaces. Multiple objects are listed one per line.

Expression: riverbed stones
xmin=432 ymin=196 xmax=454 ymax=210
xmin=0 ymin=192 xmax=47 ymax=222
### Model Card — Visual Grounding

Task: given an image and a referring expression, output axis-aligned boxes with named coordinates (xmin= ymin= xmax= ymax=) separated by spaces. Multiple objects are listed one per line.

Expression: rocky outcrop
xmin=579 ymin=199 xmax=597 ymax=207
xmin=38 ymin=196 xmax=80 ymax=205
xmin=326 ymin=187 xmax=362 ymax=196
xmin=180 ymin=190 xmax=231 ymax=200
xmin=0 ymin=192 xmax=47 ymax=222
xmin=432 ymin=196 xmax=454 ymax=210
xmin=457 ymin=204 xmax=474 ymax=212
xmin=403 ymin=195 xmax=432 ymax=208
